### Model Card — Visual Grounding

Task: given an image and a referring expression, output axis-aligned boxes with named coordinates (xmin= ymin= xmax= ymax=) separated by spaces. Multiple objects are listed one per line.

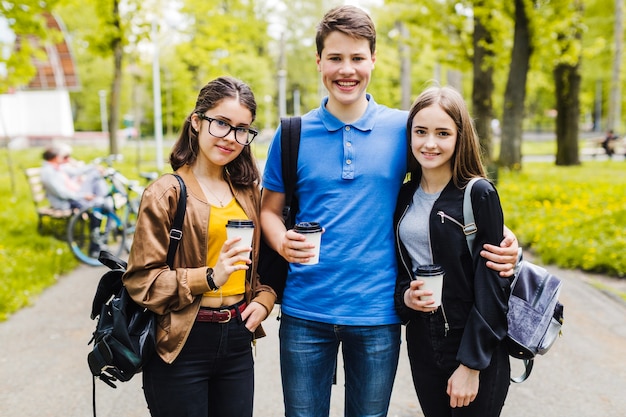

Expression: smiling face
xmin=316 ymin=31 xmax=375 ymax=111
xmin=191 ymin=97 xmax=252 ymax=170
xmin=410 ymin=104 xmax=457 ymax=176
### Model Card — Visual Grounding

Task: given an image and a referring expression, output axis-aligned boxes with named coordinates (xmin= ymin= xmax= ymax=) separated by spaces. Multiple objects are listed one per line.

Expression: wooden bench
xmin=582 ymin=137 xmax=626 ymax=158
xmin=24 ymin=167 xmax=74 ymax=234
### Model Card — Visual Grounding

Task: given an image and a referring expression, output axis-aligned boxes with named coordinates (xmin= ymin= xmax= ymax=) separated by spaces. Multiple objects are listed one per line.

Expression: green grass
xmin=0 ymin=141 xmax=624 ymax=321
xmin=0 ymin=143 xmax=165 ymax=322
xmin=497 ymin=161 xmax=626 ymax=277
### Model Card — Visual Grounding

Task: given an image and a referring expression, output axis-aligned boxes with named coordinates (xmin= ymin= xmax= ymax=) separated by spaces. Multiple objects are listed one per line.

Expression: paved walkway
xmin=1 ymin=260 xmax=625 ymax=416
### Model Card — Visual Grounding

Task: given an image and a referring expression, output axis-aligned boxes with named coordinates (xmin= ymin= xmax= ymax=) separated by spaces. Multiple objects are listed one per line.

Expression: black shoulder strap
xmin=280 ymin=116 xmax=301 ymax=226
xmin=166 ymin=174 xmax=187 ymax=269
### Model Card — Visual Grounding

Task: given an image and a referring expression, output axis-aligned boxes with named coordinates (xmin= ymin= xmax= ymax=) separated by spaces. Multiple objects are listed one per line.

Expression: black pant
xmin=142 ymin=316 xmax=254 ymax=417
xmin=602 ymin=139 xmax=615 ymax=156
xmin=406 ymin=316 xmax=510 ymax=417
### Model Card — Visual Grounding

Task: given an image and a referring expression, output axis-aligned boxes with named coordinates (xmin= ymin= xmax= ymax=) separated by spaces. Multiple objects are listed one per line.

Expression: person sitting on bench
xmin=41 ymin=143 xmax=108 ymax=210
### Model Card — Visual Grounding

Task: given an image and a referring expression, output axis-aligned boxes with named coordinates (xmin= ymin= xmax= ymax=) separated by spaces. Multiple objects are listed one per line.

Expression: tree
xmin=552 ymin=0 xmax=584 ymax=166
xmin=607 ymin=0 xmax=623 ymax=131
xmin=472 ymin=2 xmax=496 ymax=164
xmin=499 ymin=0 xmax=533 ymax=169
xmin=0 ymin=0 xmax=62 ymax=92
xmin=108 ymin=0 xmax=124 ymax=155
xmin=59 ymin=0 xmax=145 ymax=155
xmin=178 ymin=0 xmax=274 ymax=123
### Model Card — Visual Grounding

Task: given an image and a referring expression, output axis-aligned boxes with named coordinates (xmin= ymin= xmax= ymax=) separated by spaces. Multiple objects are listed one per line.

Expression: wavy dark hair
xmin=406 ymin=85 xmax=486 ymax=188
xmin=170 ymin=76 xmax=260 ymax=186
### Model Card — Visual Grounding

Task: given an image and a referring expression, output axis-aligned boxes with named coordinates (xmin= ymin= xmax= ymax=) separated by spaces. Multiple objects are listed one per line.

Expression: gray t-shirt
xmin=398 ymin=185 xmax=441 ymax=275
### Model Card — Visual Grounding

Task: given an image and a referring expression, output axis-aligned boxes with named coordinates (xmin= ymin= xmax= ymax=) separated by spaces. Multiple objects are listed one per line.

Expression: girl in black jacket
xmin=394 ymin=86 xmax=511 ymax=417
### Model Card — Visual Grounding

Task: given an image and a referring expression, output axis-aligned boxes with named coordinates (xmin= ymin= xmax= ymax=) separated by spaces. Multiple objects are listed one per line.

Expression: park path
xmin=0 ymin=259 xmax=625 ymax=416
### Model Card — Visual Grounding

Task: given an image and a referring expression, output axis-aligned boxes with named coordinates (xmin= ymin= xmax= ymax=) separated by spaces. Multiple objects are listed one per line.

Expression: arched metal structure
xmin=19 ymin=12 xmax=80 ymax=91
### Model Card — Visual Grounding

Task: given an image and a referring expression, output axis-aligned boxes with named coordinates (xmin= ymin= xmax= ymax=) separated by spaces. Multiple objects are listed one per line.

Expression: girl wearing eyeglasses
xmin=123 ymin=76 xmax=276 ymax=417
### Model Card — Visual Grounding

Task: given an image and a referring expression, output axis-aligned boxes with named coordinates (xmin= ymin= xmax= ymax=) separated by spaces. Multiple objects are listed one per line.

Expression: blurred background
xmin=1 ymin=2 xmax=625 ymax=320
xmin=0 ymin=0 xmax=623 ymax=169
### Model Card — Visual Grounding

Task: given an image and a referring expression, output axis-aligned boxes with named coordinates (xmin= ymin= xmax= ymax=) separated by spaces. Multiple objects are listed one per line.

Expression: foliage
xmin=0 ymin=0 xmax=63 ymax=92
xmin=0 ymin=146 xmax=79 ymax=322
xmin=2 ymin=0 xmax=624 ymax=139
xmin=498 ymin=161 xmax=626 ymax=277
xmin=177 ymin=0 xmax=275 ymax=115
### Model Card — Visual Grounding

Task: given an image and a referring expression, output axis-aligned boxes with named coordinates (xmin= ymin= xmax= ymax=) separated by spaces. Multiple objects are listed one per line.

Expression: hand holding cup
xmin=226 ymin=219 xmax=254 ymax=259
xmin=292 ymin=222 xmax=323 ymax=265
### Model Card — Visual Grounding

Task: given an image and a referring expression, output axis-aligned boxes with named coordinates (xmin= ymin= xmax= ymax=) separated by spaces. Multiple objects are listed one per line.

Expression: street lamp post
xmin=265 ymin=95 xmax=272 ymax=130
xmin=152 ymin=19 xmax=164 ymax=172
xmin=98 ymin=90 xmax=108 ymax=133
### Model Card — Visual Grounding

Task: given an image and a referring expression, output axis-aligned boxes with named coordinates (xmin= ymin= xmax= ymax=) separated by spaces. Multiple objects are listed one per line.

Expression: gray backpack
xmin=462 ymin=178 xmax=564 ymax=383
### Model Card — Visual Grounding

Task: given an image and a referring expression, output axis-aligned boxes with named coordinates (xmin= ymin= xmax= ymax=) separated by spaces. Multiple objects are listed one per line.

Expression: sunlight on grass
xmin=497 ymin=162 xmax=626 ymax=277
xmin=0 ymin=143 xmax=624 ymax=321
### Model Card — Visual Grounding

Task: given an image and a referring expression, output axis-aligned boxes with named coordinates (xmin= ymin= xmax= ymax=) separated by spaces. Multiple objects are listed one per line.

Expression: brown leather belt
xmin=196 ymin=301 xmax=247 ymax=323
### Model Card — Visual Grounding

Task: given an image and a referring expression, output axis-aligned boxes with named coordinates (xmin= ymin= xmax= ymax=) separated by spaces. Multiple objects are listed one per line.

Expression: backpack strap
xmin=280 ymin=116 xmax=301 ymax=227
xmin=462 ymin=177 xmax=482 ymax=253
xmin=462 ymin=177 xmax=533 ymax=383
xmin=166 ymin=174 xmax=187 ymax=269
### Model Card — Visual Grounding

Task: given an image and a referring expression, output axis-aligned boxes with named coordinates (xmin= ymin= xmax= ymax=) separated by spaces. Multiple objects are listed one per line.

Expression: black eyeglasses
xmin=196 ymin=113 xmax=258 ymax=145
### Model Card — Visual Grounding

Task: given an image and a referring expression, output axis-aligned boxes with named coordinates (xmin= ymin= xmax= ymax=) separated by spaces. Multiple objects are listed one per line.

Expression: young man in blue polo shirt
xmin=260 ymin=5 xmax=519 ymax=417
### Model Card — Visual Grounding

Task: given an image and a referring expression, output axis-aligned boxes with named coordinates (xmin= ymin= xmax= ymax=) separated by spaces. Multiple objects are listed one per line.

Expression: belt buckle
xmin=218 ymin=309 xmax=232 ymax=323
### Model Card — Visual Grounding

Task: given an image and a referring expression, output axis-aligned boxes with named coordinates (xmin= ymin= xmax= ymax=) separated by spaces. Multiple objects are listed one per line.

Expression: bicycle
xmin=66 ymin=155 xmax=157 ymax=266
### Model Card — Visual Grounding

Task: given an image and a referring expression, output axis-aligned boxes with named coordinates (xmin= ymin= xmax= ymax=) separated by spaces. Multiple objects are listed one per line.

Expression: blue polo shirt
xmin=263 ymin=95 xmax=408 ymax=325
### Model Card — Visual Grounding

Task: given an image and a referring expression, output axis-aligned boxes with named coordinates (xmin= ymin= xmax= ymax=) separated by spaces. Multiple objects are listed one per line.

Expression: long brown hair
xmin=406 ymin=85 xmax=486 ymax=188
xmin=169 ymin=76 xmax=260 ymax=186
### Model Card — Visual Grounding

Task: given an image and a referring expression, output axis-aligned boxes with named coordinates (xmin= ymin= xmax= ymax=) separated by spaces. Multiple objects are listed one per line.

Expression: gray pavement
xmin=1 ymin=259 xmax=625 ymax=417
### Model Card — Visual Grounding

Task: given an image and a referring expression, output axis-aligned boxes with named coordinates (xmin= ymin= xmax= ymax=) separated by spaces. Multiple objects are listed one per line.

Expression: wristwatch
xmin=206 ymin=267 xmax=219 ymax=291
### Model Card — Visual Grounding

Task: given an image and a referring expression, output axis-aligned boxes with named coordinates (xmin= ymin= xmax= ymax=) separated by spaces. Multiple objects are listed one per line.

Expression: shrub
xmin=498 ymin=161 xmax=625 ymax=277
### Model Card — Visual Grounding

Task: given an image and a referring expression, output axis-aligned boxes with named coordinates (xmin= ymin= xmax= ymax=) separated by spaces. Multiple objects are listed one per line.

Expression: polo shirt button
xmin=345 ymin=126 xmax=351 ymax=131
xmin=346 ymin=142 xmax=352 ymax=147
xmin=346 ymin=159 xmax=352 ymax=164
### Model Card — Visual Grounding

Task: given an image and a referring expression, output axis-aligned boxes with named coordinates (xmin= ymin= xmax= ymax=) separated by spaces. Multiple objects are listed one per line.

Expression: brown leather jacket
xmin=123 ymin=165 xmax=276 ymax=363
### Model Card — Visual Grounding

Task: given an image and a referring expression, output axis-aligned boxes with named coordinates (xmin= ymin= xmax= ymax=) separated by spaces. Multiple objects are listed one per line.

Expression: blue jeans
xmin=279 ymin=313 xmax=401 ymax=417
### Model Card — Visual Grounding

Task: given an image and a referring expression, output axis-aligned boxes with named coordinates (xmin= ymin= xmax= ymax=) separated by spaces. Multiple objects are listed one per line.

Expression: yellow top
xmin=203 ymin=199 xmax=247 ymax=297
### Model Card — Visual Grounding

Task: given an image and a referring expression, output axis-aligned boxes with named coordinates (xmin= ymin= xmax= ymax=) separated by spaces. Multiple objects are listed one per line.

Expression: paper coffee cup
xmin=293 ymin=222 xmax=322 ymax=265
xmin=226 ymin=219 xmax=254 ymax=259
xmin=415 ymin=264 xmax=445 ymax=307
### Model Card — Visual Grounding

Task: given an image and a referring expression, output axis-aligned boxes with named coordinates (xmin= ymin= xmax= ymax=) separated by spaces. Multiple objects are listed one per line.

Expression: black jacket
xmin=393 ymin=178 xmax=510 ymax=370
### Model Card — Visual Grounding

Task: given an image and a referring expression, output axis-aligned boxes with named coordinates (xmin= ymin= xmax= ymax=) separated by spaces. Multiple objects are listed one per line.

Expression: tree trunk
xmin=108 ymin=0 xmax=123 ymax=156
xmin=472 ymin=8 xmax=495 ymax=165
xmin=397 ymin=21 xmax=411 ymax=111
xmin=554 ymin=62 xmax=581 ymax=166
xmin=608 ymin=0 xmax=623 ymax=131
xmin=500 ymin=0 xmax=532 ymax=170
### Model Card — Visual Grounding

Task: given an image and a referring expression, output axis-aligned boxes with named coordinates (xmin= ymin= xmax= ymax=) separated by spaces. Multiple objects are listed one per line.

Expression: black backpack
xmin=87 ymin=174 xmax=186 ymax=392
xmin=87 ymin=252 xmax=154 ymax=387
xmin=257 ymin=117 xmax=301 ymax=303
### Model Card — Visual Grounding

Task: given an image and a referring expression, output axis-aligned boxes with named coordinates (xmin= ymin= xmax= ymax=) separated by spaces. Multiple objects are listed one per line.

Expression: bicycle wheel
xmin=67 ymin=205 xmax=126 ymax=266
